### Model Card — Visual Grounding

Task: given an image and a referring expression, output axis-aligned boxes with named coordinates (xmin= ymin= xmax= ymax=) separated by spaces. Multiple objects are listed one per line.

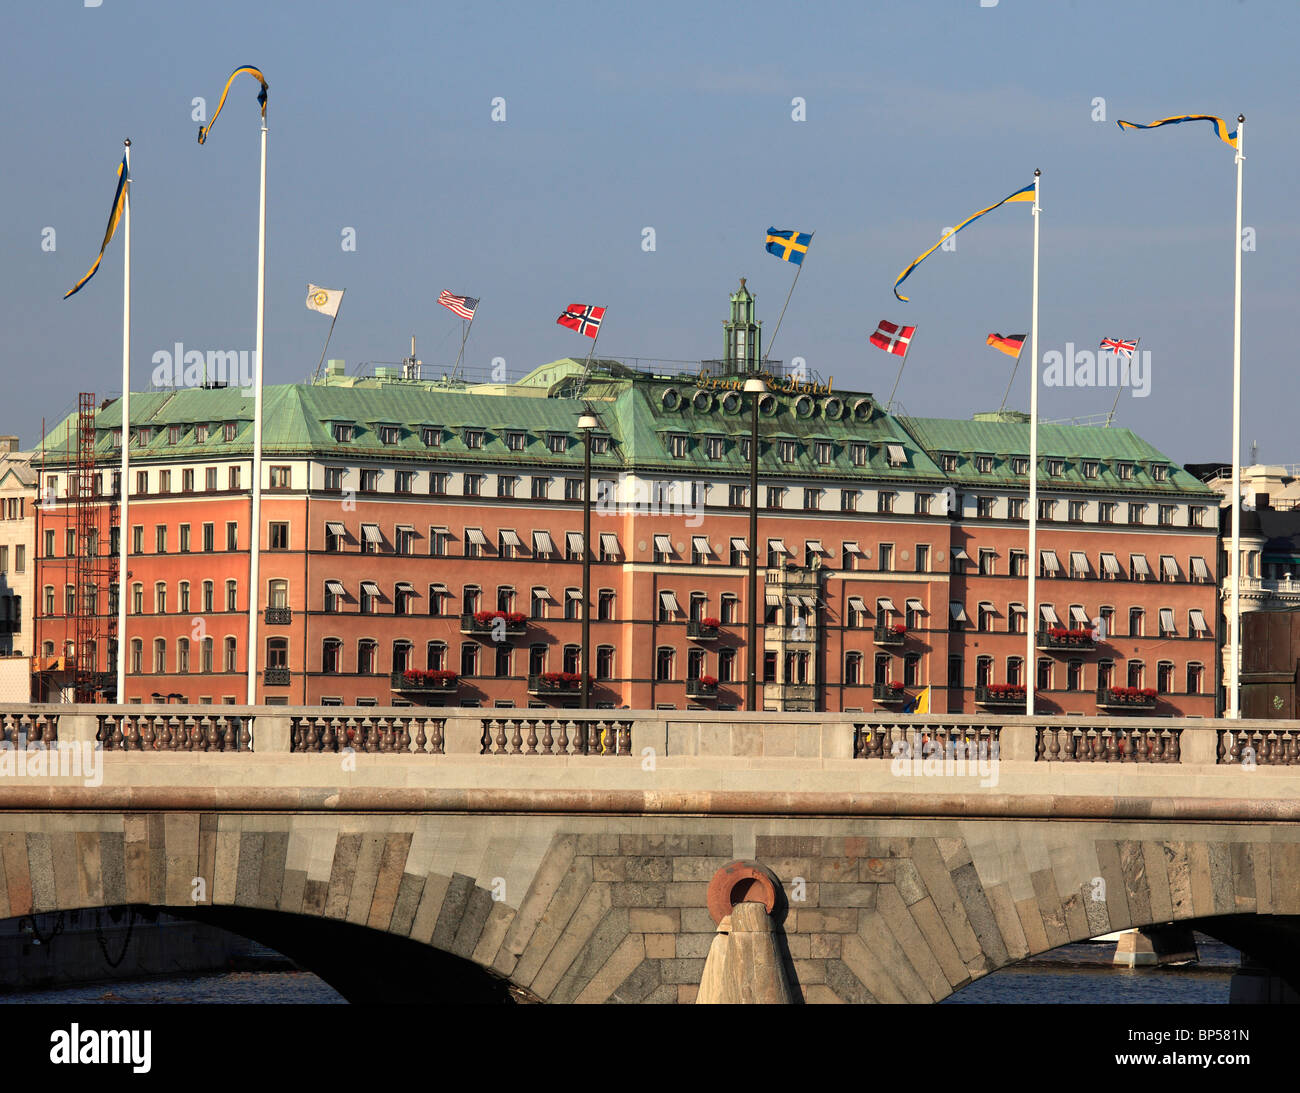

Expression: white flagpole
xmin=116 ymin=139 xmax=131 ymax=705
xmin=312 ymin=290 xmax=344 ymax=383
xmin=246 ymin=110 xmax=268 ymax=705
xmin=1229 ymin=115 xmax=1245 ymax=719
xmin=885 ymin=327 xmax=916 ymax=413
xmin=1026 ymin=169 xmax=1041 ymax=717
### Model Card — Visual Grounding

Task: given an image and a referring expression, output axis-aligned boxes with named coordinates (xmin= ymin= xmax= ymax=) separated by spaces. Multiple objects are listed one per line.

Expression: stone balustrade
xmin=0 ymin=703 xmax=1295 ymax=767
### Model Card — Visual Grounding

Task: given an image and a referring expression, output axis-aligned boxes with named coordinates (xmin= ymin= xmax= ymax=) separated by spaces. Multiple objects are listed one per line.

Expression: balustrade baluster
xmin=414 ymin=718 xmax=427 ymax=755
xmin=618 ymin=720 xmax=632 ymax=756
xmin=525 ymin=719 xmax=538 ymax=755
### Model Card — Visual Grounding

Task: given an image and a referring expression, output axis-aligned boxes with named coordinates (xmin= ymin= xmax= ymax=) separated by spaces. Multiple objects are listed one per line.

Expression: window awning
xmin=805 ymin=540 xmax=823 ymax=554
xmin=325 ymin=580 xmax=345 ymax=596
xmin=395 ymin=582 xmax=414 ymax=592
xmin=887 ymin=443 xmax=906 ymax=464
xmin=659 ymin=591 xmax=680 ymax=613
xmin=1040 ymin=604 xmax=1059 ymax=624
xmin=906 ymin=598 xmax=924 ymax=613
xmin=766 ymin=592 xmax=782 ymax=607
xmin=1101 ymin=553 xmax=1120 ymax=575
xmin=429 ymin=584 xmax=447 ymax=595
xmin=567 ymin=588 xmax=583 ymax=600
xmin=567 ymin=532 xmax=584 ymax=552
xmin=1190 ymin=609 xmax=1209 ymax=633
xmin=466 ymin=528 xmax=488 ymax=546
xmin=360 ymin=581 xmax=380 ymax=596
xmin=396 ymin=524 xmax=413 ymax=533
xmin=600 ymin=532 xmax=619 ymax=555
xmin=1070 ymin=605 xmax=1090 ymax=624
xmin=769 ymin=540 xmax=788 ymax=555
xmin=500 ymin=529 xmax=523 ymax=548
xmin=533 ymin=531 xmax=554 ymax=553
xmin=654 ymin=534 xmax=673 ymax=554
xmin=1070 ymin=551 xmax=1088 ymax=574
xmin=848 ymin=597 xmax=866 ymax=612
xmin=1191 ymin=556 xmax=1211 ymax=580
xmin=843 ymin=541 xmax=861 ymax=555
xmin=877 ymin=598 xmax=897 ymax=613
xmin=1131 ymin=554 xmax=1151 ymax=577
xmin=949 ymin=602 xmax=968 ymax=622
xmin=325 ymin=521 xmax=345 ymax=536
xmin=951 ymin=546 xmax=968 ymax=560
xmin=792 ymin=595 xmax=816 ymax=609
xmin=692 ymin=536 xmax=712 ymax=557
xmin=361 ymin=524 xmax=381 ymax=543
xmin=1161 ymin=555 xmax=1178 ymax=578
xmin=1040 ymin=550 xmax=1060 ymax=573
xmin=1159 ymin=608 xmax=1175 ymax=632
xmin=730 ymin=537 xmax=749 ymax=555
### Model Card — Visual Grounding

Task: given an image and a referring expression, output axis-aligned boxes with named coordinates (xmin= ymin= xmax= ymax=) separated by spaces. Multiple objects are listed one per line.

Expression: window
xmin=1068 ymin=500 xmax=1086 ymax=523
xmin=420 ymin=426 xmax=440 ymax=447
xmin=940 ymin=454 xmax=957 ymax=472
xmin=845 ymin=652 xmax=862 ymax=686
xmin=1098 ymin=502 xmax=1116 ymax=525
xmin=564 ymin=478 xmax=583 ymax=501
xmin=430 ymin=473 xmax=449 ymax=496
xmin=1189 ymin=506 xmax=1206 ymax=528
xmin=202 ymin=581 xmax=214 ymax=613
xmin=321 ymin=638 xmax=342 ymax=674
xmin=358 ymin=640 xmax=378 ymax=675
xmin=667 ymin=434 xmax=688 ymax=458
xmin=464 ymin=473 xmax=484 ymax=498
xmin=360 ymin=469 xmax=380 ymax=492
xmin=1118 ymin=462 xmax=1134 ymax=481
xmin=1046 ymin=458 xmax=1064 ymax=476
xmin=814 ymin=441 xmax=833 ymax=465
xmin=531 ymin=476 xmax=549 ymax=500
xmin=155 ymin=525 xmax=167 ymax=553
xmin=154 ymin=581 xmax=167 ymax=614
xmin=806 ymin=488 xmax=824 ymax=511
xmin=590 ymin=435 xmax=610 ymax=455
xmin=1157 ymin=661 xmax=1174 ymax=693
xmin=498 ymin=475 xmax=518 ymax=499
xmin=1009 ymin=456 xmax=1027 ymax=474
xmin=915 ymin=544 xmax=929 ymax=573
xmin=977 ymin=602 xmax=995 ymax=633
xmin=840 ymin=489 xmax=860 ymax=513
xmin=1037 ymin=658 xmax=1052 ymax=691
xmin=331 ymin=422 xmax=354 ymax=443
xmin=223 ymin=636 xmax=238 ymax=672
xmin=268 ymin=523 xmax=289 ymax=550
xmin=1127 ymin=660 xmax=1144 ymax=688
xmin=1158 ymin=607 xmax=1176 ymax=637
xmin=778 ymin=439 xmax=798 ymax=462
xmin=464 ymin=429 xmax=484 ymax=449
xmin=976 ymin=496 xmax=994 ymax=518
xmin=322 ymin=466 xmax=343 ymax=491
xmin=915 ymin=493 xmax=932 ymax=516
xmin=1186 ymin=662 xmax=1204 ymax=694
xmin=179 ymin=524 xmax=191 ymax=553
xmin=226 ymin=522 xmax=239 ymax=550
xmin=1083 ymin=460 xmax=1099 ymax=479
xmin=430 ymin=528 xmax=447 ymax=557
xmin=877 ymin=491 xmax=895 ymax=514
xmin=850 ymin=443 xmax=867 ymax=467
xmin=228 ymin=466 xmax=241 ymax=490
xmin=978 ymin=549 xmax=996 ymax=576
xmin=1009 ymin=550 xmax=1027 ymax=577
xmin=136 ymin=470 xmax=148 ymax=495
xmin=947 ymin=655 xmax=964 ymax=691
xmin=1129 ymin=607 xmax=1144 ymax=636
xmin=361 ymin=524 xmax=381 ymax=554
xmin=974 ymin=454 xmax=993 ymax=474
xmin=719 ymin=593 xmax=738 ymax=625
xmin=718 ymin=647 xmax=735 ymax=683
xmin=879 ymin=544 xmax=894 ymax=572
xmin=1008 ymin=603 xmax=1026 ymax=634
xmin=1038 ymin=499 xmax=1056 ymax=521
xmin=1008 ymin=498 xmax=1026 ymax=520
xmin=179 ymin=581 xmax=190 ymax=613
xmin=1151 ymin=464 xmax=1168 ymax=483
xmin=597 ymin=589 xmax=615 ymax=621
xmin=269 ymin=465 xmax=291 ymax=489
xmin=656 ymin=647 xmax=674 ymax=681
xmin=765 ymin=486 xmax=785 ymax=508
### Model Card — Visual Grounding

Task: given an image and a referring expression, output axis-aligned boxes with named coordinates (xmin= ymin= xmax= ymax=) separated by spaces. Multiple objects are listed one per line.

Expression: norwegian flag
xmin=1099 ymin=337 xmax=1138 ymax=360
xmin=869 ymin=319 xmax=916 ymax=357
xmin=557 ymin=304 xmax=605 ymax=338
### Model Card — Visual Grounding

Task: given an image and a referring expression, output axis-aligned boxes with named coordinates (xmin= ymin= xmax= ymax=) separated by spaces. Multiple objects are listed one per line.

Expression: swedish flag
xmin=765 ymin=228 xmax=812 ymax=265
xmin=893 ymin=182 xmax=1035 ymax=302
xmin=198 ymin=65 xmax=268 ymax=144
xmin=64 ymin=154 xmax=128 ymax=299
xmin=1116 ymin=113 xmax=1238 ymax=149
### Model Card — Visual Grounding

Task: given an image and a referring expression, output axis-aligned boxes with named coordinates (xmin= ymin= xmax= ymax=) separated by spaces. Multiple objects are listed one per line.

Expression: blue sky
xmin=3 ymin=0 xmax=1297 ymax=466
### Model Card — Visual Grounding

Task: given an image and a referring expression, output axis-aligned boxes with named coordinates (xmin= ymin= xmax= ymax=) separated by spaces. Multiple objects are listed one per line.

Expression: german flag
xmin=986 ymin=333 xmax=1026 ymax=357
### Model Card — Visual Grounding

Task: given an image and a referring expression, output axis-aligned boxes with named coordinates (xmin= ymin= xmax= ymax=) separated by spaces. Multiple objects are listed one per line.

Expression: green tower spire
xmin=722 ymin=277 xmax=762 ymax=375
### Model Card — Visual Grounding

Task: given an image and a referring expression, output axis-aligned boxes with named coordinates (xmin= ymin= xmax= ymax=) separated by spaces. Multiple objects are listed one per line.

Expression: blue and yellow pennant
xmin=893 ymin=182 xmax=1035 ymax=302
xmin=765 ymin=228 xmax=813 ymax=265
xmin=198 ymin=65 xmax=268 ymax=144
xmin=64 ymin=153 xmax=128 ymax=299
xmin=1116 ymin=113 xmax=1238 ymax=149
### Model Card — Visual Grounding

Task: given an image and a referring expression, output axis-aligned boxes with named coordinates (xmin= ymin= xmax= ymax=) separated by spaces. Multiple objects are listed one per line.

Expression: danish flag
xmin=869 ymin=319 xmax=916 ymax=358
xmin=557 ymin=304 xmax=606 ymax=338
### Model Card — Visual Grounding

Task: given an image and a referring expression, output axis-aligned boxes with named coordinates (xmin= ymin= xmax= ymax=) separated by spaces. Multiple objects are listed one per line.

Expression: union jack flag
xmin=557 ymin=304 xmax=605 ymax=339
xmin=1099 ymin=337 xmax=1137 ymax=360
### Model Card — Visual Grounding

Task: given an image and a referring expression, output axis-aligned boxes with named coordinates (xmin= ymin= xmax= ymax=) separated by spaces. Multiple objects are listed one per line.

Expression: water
xmin=0 ymin=940 xmax=1240 ymax=1004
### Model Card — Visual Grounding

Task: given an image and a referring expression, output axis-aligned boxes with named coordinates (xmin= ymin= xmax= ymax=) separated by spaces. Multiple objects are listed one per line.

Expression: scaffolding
xmin=71 ymin=393 xmax=118 ymax=701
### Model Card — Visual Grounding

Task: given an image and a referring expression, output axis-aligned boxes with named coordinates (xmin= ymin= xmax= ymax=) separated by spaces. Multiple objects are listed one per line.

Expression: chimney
xmin=0 ymin=436 xmax=18 ymax=455
xmin=1255 ymin=492 xmax=1270 ymax=510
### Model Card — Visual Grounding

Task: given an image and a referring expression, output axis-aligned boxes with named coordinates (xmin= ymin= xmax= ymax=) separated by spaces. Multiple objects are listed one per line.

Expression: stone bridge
xmin=0 ymin=705 xmax=1297 ymax=1003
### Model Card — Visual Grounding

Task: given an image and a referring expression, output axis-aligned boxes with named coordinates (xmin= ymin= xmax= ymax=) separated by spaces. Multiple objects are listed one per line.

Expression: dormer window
xmin=168 ymin=425 xmax=183 ymax=445
xmin=590 ymin=434 xmax=611 ymax=455
xmin=778 ymin=440 xmax=798 ymax=462
xmin=420 ymin=426 xmax=440 ymax=447
xmin=332 ymin=422 xmax=353 ymax=443
xmin=547 ymin=433 xmax=568 ymax=454
xmin=1083 ymin=460 xmax=1099 ymax=479
xmin=1011 ymin=456 xmax=1028 ymax=474
xmin=195 ymin=423 xmax=208 ymax=443
xmin=940 ymin=453 xmax=957 ymax=472
xmin=850 ymin=443 xmax=867 ymax=467
xmin=1151 ymin=464 xmax=1167 ymax=482
xmin=378 ymin=425 xmax=401 ymax=445
xmin=668 ymin=434 xmax=688 ymax=458
xmin=974 ymin=455 xmax=993 ymax=473
xmin=111 ymin=429 xmax=122 ymax=448
xmin=223 ymin=422 xmax=237 ymax=442
xmin=505 ymin=430 xmax=526 ymax=452
xmin=1118 ymin=462 xmax=1134 ymax=480
xmin=1046 ymin=458 xmax=1064 ymax=476
xmin=465 ymin=429 xmax=484 ymax=449
xmin=814 ymin=441 xmax=833 ymax=465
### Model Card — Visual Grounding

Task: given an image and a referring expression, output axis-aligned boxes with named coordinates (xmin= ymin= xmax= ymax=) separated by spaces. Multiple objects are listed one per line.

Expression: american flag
xmin=1099 ymin=337 xmax=1137 ymax=360
xmin=869 ymin=319 xmax=916 ymax=358
xmin=438 ymin=291 xmax=479 ymax=321
xmin=557 ymin=304 xmax=606 ymax=339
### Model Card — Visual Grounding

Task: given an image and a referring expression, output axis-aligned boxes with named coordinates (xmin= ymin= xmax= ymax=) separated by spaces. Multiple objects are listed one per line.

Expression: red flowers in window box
xmin=506 ymin=611 xmax=528 ymax=625
xmin=698 ymin=675 xmax=718 ymax=687
xmin=700 ymin=617 xmax=721 ymax=629
xmin=539 ymin=671 xmax=587 ymax=687
xmin=891 ymin=623 xmax=907 ymax=635
xmin=986 ymin=683 xmax=1027 ymax=697
xmin=1106 ymin=686 xmax=1157 ymax=702
xmin=401 ymin=668 xmax=458 ymax=687
xmin=887 ymin=680 xmax=904 ymax=690
xmin=473 ymin=609 xmax=504 ymax=624
xmin=1047 ymin=626 xmax=1095 ymax=644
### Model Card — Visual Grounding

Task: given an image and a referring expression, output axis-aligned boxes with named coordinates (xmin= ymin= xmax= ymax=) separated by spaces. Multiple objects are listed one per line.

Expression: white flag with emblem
xmin=305 ymin=284 xmax=343 ymax=318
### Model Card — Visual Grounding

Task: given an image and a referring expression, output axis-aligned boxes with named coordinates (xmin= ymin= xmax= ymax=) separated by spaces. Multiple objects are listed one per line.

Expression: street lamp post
xmin=743 ymin=377 xmax=766 ymax=711
xmin=578 ymin=410 xmax=598 ymax=709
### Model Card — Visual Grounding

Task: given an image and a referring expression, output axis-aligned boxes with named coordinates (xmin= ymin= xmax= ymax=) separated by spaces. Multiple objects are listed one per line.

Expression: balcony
xmin=872 ymin=682 xmax=907 ymax=703
xmin=264 ymin=667 xmax=291 ymax=686
xmin=686 ymin=620 xmax=720 ymax=642
xmin=390 ymin=670 xmax=458 ymax=693
xmin=686 ymin=677 xmax=718 ymax=698
xmin=461 ymin=612 xmax=528 ymax=637
xmin=528 ymin=672 xmax=584 ymax=696
xmin=264 ymin=606 xmax=293 ymax=625
xmin=1097 ymin=686 xmax=1158 ymax=711
xmin=975 ymin=684 xmax=1027 ymax=708
xmin=873 ymin=622 xmax=907 ymax=647
xmin=1036 ymin=627 xmax=1097 ymax=652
